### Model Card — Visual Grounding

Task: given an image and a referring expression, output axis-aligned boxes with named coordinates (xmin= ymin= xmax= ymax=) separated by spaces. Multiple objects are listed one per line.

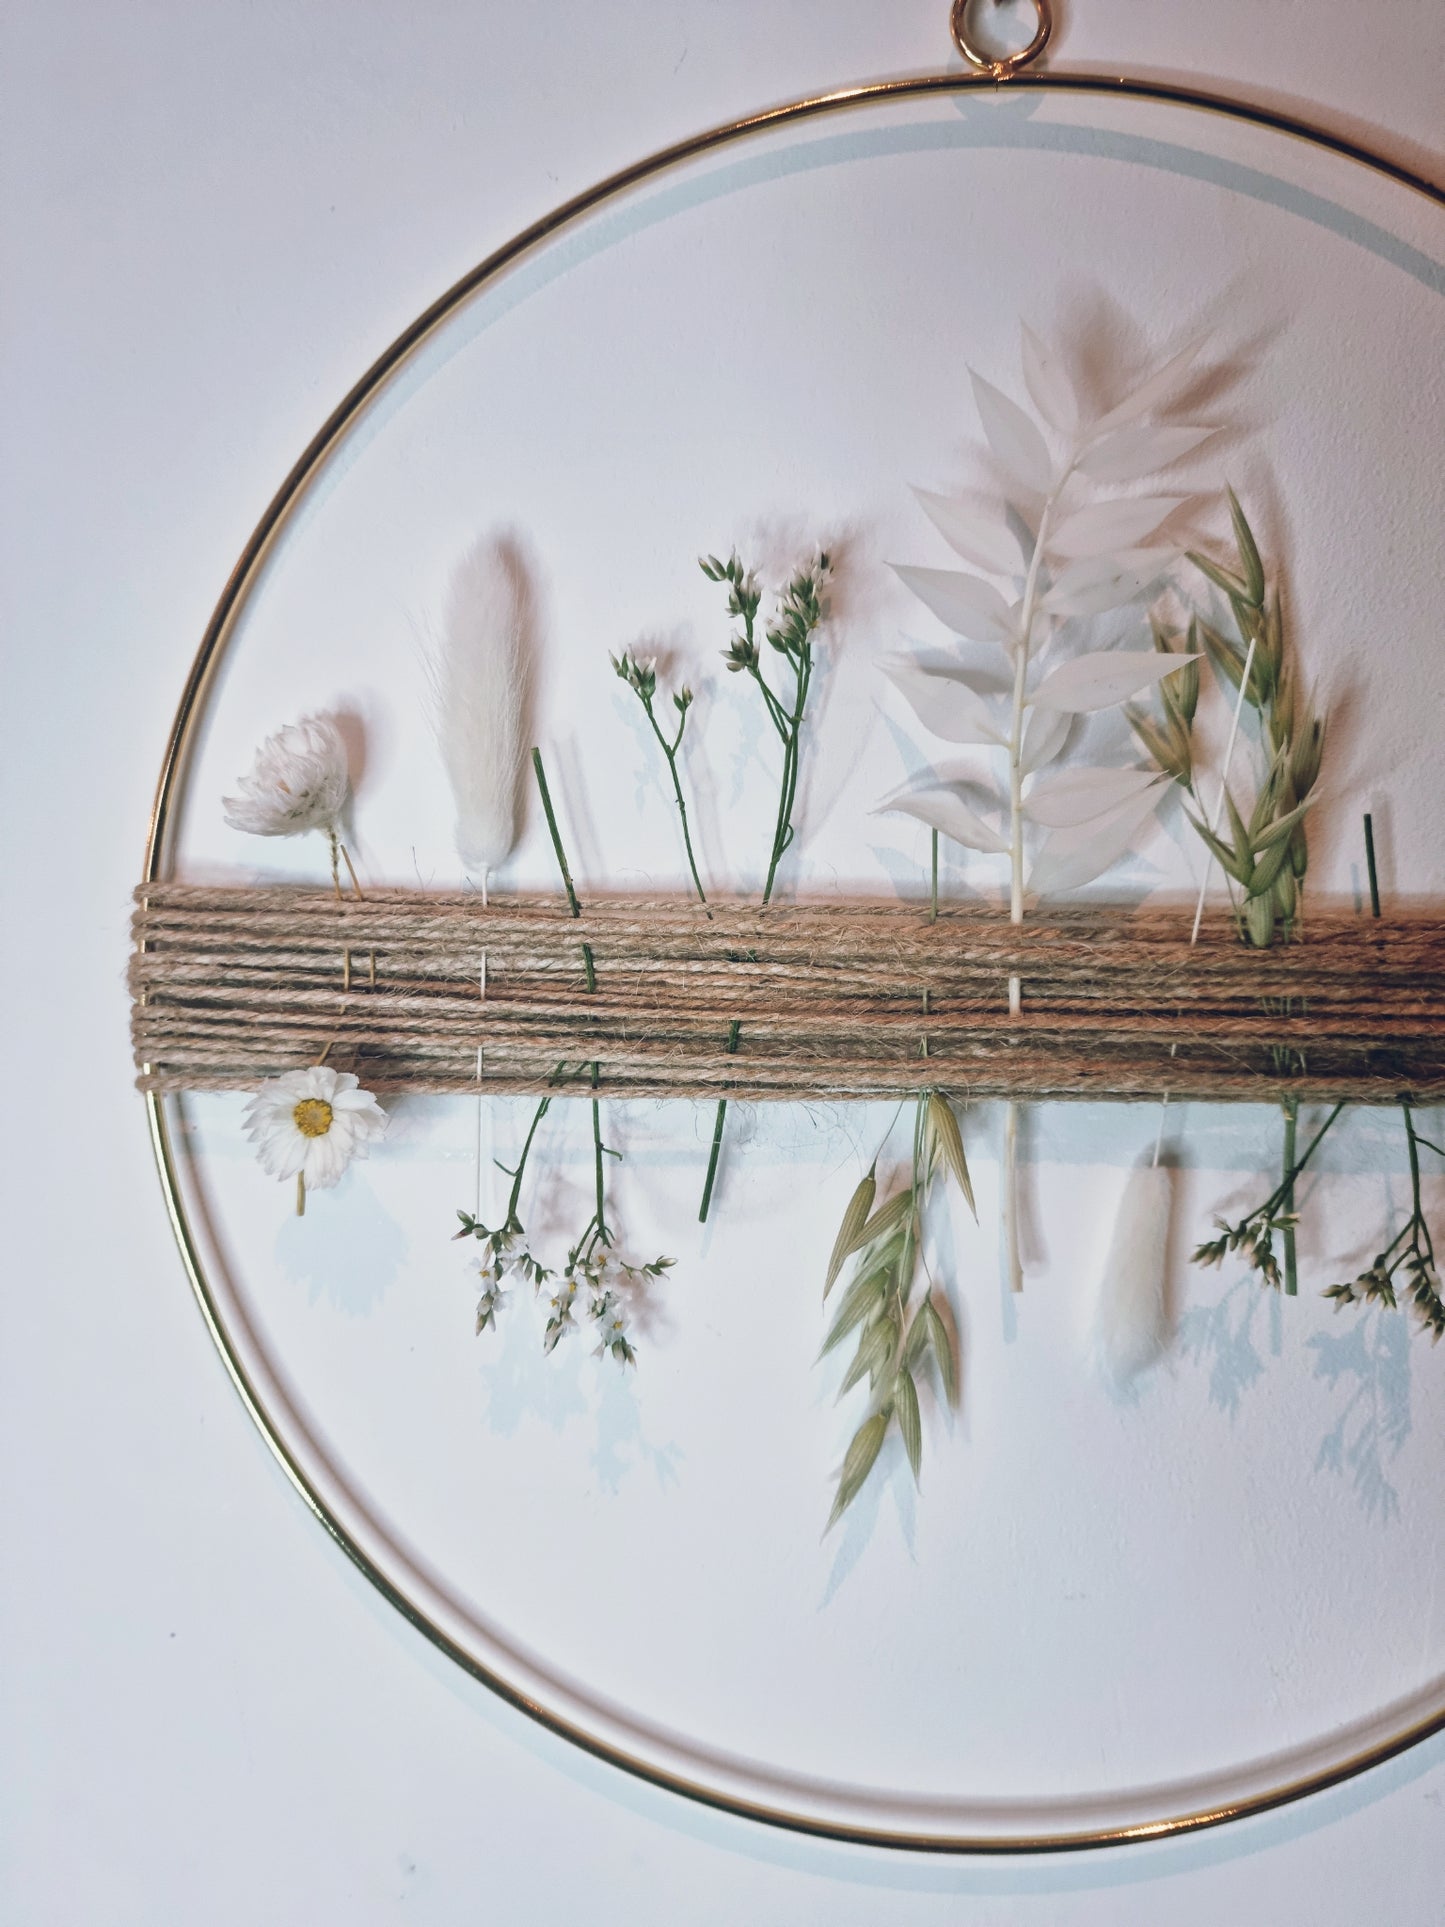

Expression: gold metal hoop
xmin=950 ymin=0 xmax=1053 ymax=79
xmin=143 ymin=69 xmax=1445 ymax=1853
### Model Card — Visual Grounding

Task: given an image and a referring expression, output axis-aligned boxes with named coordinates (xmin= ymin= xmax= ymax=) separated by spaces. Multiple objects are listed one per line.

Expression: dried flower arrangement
xmin=133 ymin=323 xmax=1445 ymax=1530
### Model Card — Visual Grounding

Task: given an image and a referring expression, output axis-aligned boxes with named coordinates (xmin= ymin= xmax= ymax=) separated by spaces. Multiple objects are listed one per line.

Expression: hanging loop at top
xmin=950 ymin=0 xmax=1053 ymax=79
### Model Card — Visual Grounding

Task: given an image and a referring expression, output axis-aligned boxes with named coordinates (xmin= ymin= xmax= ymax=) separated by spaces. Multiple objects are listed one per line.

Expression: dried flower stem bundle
xmin=696 ymin=550 xmax=831 ymax=1221
xmin=451 ymin=745 xmax=669 ymax=1363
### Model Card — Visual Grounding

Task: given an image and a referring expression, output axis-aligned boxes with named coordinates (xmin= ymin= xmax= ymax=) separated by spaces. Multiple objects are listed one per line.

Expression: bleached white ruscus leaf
xmin=969 ymin=370 xmax=1055 ymax=495
xmin=1019 ymin=321 xmax=1079 ymax=436
xmin=886 ymin=327 xmax=1213 ymax=1298
xmin=882 ymin=661 xmax=1005 ymax=746
xmin=1049 ymin=494 xmax=1191 ymax=559
xmin=1076 ymin=424 xmax=1214 ymax=485
xmin=1089 ymin=334 xmax=1209 ymax=435
xmin=1026 ymin=781 xmax=1166 ymax=895
xmin=1029 ymin=648 xmax=1201 ymax=714
xmin=1092 ymin=1160 xmax=1172 ymax=1386
xmin=891 ymin=564 xmax=1016 ymax=647
xmin=1042 ymin=552 xmax=1172 ymax=620
xmin=1022 ymin=763 xmax=1163 ymax=828
xmin=1018 ymin=703 xmax=1072 ymax=775
xmin=910 ymin=488 xmax=1024 ymax=577
xmin=877 ymin=784 xmax=1009 ymax=855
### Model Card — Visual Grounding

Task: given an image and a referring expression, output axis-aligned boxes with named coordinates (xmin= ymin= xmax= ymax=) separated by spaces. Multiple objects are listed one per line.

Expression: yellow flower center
xmin=293 ymin=1097 xmax=334 ymax=1138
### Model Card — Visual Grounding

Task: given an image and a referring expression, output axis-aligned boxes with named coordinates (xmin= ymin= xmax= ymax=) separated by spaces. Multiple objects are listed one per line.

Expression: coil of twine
xmin=130 ymin=884 xmax=1445 ymax=1103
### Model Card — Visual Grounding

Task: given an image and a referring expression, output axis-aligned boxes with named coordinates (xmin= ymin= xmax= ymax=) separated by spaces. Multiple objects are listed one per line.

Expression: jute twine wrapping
xmin=130 ymin=884 xmax=1445 ymax=1103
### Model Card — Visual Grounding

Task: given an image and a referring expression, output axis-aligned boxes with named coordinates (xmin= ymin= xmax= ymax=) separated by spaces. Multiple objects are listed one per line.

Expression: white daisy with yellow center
xmin=242 ymin=1065 xmax=387 ymax=1207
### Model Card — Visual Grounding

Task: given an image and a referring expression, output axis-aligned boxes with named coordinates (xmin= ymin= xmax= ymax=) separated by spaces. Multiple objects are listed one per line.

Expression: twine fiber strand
xmin=131 ymin=885 xmax=1445 ymax=1104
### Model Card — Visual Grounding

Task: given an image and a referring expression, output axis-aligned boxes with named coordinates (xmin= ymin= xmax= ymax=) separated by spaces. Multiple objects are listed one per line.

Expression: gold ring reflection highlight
xmin=142 ymin=68 xmax=1445 ymax=1852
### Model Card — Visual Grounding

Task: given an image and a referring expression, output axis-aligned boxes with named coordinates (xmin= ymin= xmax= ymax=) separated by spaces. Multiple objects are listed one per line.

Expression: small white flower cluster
xmin=542 ymin=1249 xmax=639 ymax=1363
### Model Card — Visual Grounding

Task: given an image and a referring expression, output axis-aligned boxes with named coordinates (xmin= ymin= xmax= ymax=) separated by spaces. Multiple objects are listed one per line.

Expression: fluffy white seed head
xmin=1093 ymin=1160 xmax=1172 ymax=1386
xmin=432 ymin=533 xmax=531 ymax=881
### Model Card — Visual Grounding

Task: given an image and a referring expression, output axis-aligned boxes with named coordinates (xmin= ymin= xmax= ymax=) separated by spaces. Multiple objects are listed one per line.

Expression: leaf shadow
xmin=1177 ymin=1274 xmax=1279 ymax=1418
xmin=1307 ymin=1307 xmax=1412 ymax=1524
xmin=818 ymin=1432 xmax=919 ymax=1608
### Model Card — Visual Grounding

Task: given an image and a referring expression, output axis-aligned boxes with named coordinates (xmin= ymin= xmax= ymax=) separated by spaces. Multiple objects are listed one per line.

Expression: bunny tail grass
xmin=433 ymin=532 xmax=532 ymax=879
xmin=1093 ymin=1160 xmax=1172 ymax=1385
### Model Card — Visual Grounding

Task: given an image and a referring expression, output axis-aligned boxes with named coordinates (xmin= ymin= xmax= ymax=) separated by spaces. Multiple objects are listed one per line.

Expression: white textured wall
xmin=3 ymin=4 xmax=1443 ymax=1920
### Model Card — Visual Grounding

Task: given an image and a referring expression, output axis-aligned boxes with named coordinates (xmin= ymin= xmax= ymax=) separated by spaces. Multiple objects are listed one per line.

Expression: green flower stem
xmin=1263 ymin=1100 xmax=1345 ymax=1223
xmin=639 ymin=693 xmax=709 ymax=911
xmin=531 ymin=745 xmax=595 ymax=987
xmin=1364 ymin=812 xmax=1382 ymax=920
xmin=1404 ymin=1110 xmax=1436 ymax=1266
xmin=930 ymin=828 xmax=939 ymax=924
xmin=504 ymin=1093 xmax=551 ymax=1228
xmin=531 ymin=746 xmax=581 ymax=917
xmin=1282 ymin=1096 xmax=1299 ymax=1296
xmin=755 ymin=643 xmax=813 ymax=905
xmin=698 ymin=1021 xmax=742 ymax=1224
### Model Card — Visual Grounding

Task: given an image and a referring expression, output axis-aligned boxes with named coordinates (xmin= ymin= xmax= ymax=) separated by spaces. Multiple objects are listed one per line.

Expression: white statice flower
xmin=591 ymin=1291 xmax=635 ymax=1365
xmin=543 ymin=1274 xmax=579 ymax=1353
xmin=223 ymin=714 xmax=350 ymax=839
xmin=242 ymin=1065 xmax=387 ymax=1190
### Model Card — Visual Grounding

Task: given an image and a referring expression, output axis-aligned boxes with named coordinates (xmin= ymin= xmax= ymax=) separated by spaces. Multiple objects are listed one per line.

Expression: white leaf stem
xmin=883 ymin=660 xmax=1005 ymax=746
xmin=911 ymin=487 xmax=1023 ymax=576
xmin=971 ymin=370 xmax=1055 ymax=496
xmin=1022 ymin=764 xmax=1163 ymax=828
xmin=891 ymin=563 xmax=1016 ymax=646
xmin=1028 ymin=648 xmax=1200 ymax=715
xmin=877 ymin=784 xmax=1009 ymax=855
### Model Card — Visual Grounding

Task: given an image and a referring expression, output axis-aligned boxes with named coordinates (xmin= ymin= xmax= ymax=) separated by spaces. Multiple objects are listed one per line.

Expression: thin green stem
xmin=930 ymin=829 xmax=939 ymax=924
xmin=532 ymin=745 xmax=593 ymax=988
xmin=760 ymin=643 xmax=812 ymax=906
xmin=531 ymin=747 xmax=581 ymax=918
xmin=1263 ymin=1100 xmax=1345 ymax=1220
xmin=504 ymin=1095 xmax=551 ymax=1227
xmin=698 ymin=1020 xmax=742 ymax=1223
xmin=1404 ymin=1108 xmax=1435 ymax=1264
xmin=1364 ymin=812 xmax=1382 ymax=920
xmin=591 ymin=1077 xmax=608 ymax=1246
xmin=641 ymin=695 xmax=709 ymax=910
xmin=1282 ymin=1096 xmax=1299 ymax=1296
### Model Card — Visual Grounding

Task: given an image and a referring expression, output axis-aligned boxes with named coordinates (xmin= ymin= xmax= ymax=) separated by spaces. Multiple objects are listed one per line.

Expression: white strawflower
xmin=223 ymin=715 xmax=350 ymax=840
xmin=242 ymin=1065 xmax=387 ymax=1191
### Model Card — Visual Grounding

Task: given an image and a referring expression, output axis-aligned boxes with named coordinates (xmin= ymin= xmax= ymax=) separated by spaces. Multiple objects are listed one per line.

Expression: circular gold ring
xmin=950 ymin=0 xmax=1053 ymax=79
xmin=143 ymin=69 xmax=1445 ymax=1852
